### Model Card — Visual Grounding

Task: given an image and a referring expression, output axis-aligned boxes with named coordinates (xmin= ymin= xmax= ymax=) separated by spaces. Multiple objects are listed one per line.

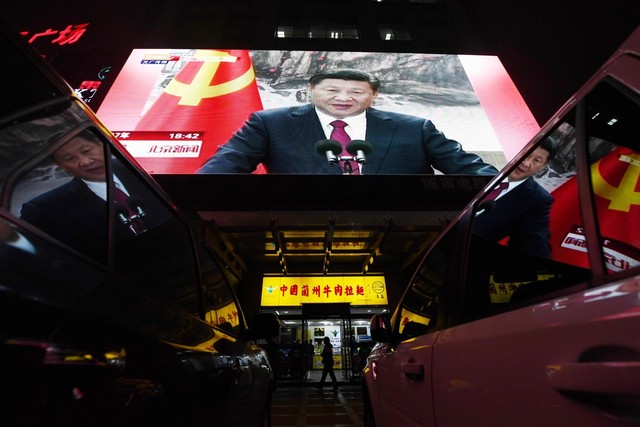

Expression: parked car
xmin=363 ymin=25 xmax=640 ymax=427
xmin=0 ymin=18 xmax=279 ymax=427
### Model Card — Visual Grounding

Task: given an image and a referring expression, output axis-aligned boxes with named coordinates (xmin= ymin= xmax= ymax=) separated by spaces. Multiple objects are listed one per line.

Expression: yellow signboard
xmin=489 ymin=273 xmax=555 ymax=303
xmin=398 ymin=308 xmax=431 ymax=334
xmin=205 ymin=301 xmax=241 ymax=328
xmin=261 ymin=275 xmax=387 ymax=307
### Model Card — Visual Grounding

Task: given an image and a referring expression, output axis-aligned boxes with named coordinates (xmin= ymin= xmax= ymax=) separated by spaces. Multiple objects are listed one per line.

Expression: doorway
xmin=267 ymin=303 xmax=379 ymax=386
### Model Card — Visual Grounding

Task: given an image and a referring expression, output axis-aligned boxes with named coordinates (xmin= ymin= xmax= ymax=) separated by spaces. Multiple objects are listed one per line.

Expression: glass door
xmin=266 ymin=304 xmax=376 ymax=385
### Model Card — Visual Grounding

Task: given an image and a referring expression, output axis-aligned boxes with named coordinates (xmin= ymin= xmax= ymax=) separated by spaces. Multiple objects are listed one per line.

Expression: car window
xmin=108 ymin=150 xmax=203 ymax=318
xmin=3 ymin=100 xmax=205 ymax=319
xmin=198 ymin=240 xmax=245 ymax=336
xmin=542 ymin=80 xmax=640 ymax=274
xmin=394 ymin=227 xmax=456 ymax=339
xmin=11 ymin=127 xmax=110 ymax=264
xmin=465 ymin=120 xmax=591 ymax=319
xmin=585 ymin=81 xmax=640 ymax=273
xmin=461 ymin=78 xmax=639 ymax=321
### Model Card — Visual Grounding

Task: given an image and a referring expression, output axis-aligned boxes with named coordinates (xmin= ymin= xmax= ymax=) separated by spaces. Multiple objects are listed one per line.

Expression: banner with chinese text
xmin=261 ymin=276 xmax=387 ymax=307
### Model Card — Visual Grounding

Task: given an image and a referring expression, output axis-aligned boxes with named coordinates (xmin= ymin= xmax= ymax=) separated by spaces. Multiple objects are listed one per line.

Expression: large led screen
xmin=97 ymin=49 xmax=539 ymax=175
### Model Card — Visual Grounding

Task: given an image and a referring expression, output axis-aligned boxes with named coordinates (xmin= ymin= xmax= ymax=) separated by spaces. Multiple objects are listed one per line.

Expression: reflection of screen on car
xmin=97 ymin=49 xmax=539 ymax=175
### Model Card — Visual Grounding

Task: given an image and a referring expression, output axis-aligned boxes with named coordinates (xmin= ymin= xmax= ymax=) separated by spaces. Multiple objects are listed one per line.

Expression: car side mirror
xmin=248 ymin=313 xmax=280 ymax=340
xmin=370 ymin=313 xmax=393 ymax=343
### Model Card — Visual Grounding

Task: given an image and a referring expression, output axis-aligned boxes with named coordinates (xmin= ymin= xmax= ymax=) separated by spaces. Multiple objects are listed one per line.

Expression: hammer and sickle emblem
xmin=591 ymin=153 xmax=640 ymax=212
xmin=164 ymin=50 xmax=255 ymax=106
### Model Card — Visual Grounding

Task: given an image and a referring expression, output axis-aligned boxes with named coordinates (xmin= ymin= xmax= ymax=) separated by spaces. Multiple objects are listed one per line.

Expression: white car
xmin=363 ymin=25 xmax=640 ymax=427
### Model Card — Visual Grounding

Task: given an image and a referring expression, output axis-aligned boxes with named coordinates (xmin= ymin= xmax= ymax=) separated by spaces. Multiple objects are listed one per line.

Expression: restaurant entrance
xmin=266 ymin=303 xmax=380 ymax=386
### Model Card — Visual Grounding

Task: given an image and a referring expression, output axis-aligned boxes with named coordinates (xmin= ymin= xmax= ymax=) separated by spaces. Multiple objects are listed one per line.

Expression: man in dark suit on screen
xmin=196 ymin=69 xmax=498 ymax=175
xmin=473 ymin=139 xmax=556 ymax=258
xmin=20 ymin=131 xmax=166 ymax=262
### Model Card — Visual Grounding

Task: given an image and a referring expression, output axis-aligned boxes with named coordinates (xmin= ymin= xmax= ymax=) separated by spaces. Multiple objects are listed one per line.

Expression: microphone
xmin=315 ymin=139 xmax=343 ymax=164
xmin=127 ymin=195 xmax=147 ymax=235
xmin=346 ymin=139 xmax=372 ymax=164
xmin=116 ymin=206 xmax=131 ymax=225
xmin=475 ymin=200 xmax=497 ymax=217
xmin=128 ymin=196 xmax=146 ymax=219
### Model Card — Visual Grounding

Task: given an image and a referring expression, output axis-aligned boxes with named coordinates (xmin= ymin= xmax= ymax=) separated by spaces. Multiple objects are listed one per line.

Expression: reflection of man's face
xmin=309 ymin=79 xmax=378 ymax=119
xmin=508 ymin=146 xmax=550 ymax=182
xmin=53 ymin=135 xmax=106 ymax=182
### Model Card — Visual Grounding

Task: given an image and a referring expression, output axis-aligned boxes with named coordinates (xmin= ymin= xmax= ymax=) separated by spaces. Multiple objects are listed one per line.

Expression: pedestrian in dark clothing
xmin=316 ymin=336 xmax=338 ymax=391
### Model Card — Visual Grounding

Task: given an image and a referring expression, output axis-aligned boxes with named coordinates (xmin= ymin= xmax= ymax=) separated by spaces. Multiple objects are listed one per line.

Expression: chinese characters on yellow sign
xmin=261 ymin=276 xmax=387 ymax=306
xmin=205 ymin=301 xmax=240 ymax=328
xmin=489 ymin=273 xmax=555 ymax=303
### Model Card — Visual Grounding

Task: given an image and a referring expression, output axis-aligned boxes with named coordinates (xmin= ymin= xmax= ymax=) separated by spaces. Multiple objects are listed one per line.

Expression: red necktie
xmin=330 ymin=120 xmax=359 ymax=175
xmin=486 ymin=182 xmax=509 ymax=201
xmin=330 ymin=120 xmax=350 ymax=152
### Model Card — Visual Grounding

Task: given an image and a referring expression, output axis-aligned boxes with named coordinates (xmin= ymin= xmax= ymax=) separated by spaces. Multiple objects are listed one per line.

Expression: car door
xmin=364 ymin=223 xmax=466 ymax=427
xmin=430 ymin=60 xmax=640 ymax=425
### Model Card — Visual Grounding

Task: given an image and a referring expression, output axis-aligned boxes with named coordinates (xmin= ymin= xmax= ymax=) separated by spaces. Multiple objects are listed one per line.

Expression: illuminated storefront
xmin=260 ymin=275 xmax=388 ymax=384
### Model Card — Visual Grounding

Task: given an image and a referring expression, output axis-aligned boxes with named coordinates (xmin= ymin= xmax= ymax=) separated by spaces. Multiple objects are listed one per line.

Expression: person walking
xmin=315 ymin=336 xmax=338 ymax=391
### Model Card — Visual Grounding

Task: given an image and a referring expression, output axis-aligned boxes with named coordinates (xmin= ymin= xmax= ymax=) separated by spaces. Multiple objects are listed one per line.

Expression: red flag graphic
xmin=549 ymin=147 xmax=640 ymax=272
xmin=133 ymin=49 xmax=263 ymax=174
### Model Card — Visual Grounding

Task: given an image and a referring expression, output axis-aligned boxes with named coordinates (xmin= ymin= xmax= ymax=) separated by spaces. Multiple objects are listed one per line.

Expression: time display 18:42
xmin=168 ymin=133 xmax=201 ymax=140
